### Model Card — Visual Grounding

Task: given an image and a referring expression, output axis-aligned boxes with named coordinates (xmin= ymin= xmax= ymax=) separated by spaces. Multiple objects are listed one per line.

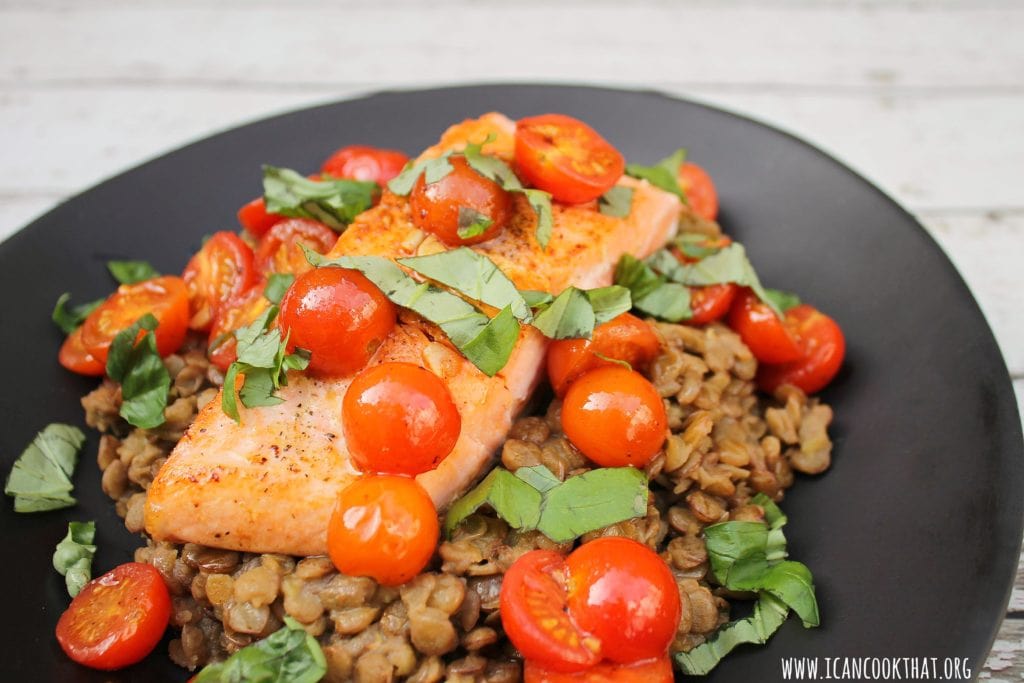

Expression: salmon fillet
xmin=144 ymin=113 xmax=683 ymax=556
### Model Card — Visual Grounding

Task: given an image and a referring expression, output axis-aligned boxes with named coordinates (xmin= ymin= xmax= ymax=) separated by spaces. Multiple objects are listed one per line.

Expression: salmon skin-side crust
xmin=144 ymin=113 xmax=683 ymax=556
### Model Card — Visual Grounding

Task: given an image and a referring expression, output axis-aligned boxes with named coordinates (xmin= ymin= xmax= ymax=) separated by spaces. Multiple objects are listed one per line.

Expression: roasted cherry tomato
xmin=561 ymin=366 xmax=667 ymax=468
xmin=758 ymin=304 xmax=845 ymax=395
xmin=546 ymin=313 xmax=661 ymax=397
xmin=409 ymin=155 xmax=512 ymax=246
xmin=677 ymin=162 xmax=719 ymax=221
xmin=80 ymin=276 xmax=189 ymax=364
xmin=321 ymin=145 xmax=409 ymax=184
xmin=182 ymin=231 xmax=258 ymax=331
xmin=207 ymin=284 xmax=272 ymax=372
xmin=343 ymin=362 xmax=461 ymax=476
xmin=278 ymin=267 xmax=396 ymax=377
xmin=236 ymin=197 xmax=282 ymax=238
xmin=689 ymin=283 xmax=738 ymax=325
xmin=515 ymin=114 xmax=624 ymax=204
xmin=727 ymin=289 xmax=802 ymax=364
xmin=327 ymin=474 xmax=439 ymax=586
xmin=58 ymin=327 xmax=106 ymax=376
xmin=524 ymin=656 xmax=673 ymax=683
xmin=255 ymin=218 xmax=337 ymax=277
xmin=55 ymin=562 xmax=172 ymax=671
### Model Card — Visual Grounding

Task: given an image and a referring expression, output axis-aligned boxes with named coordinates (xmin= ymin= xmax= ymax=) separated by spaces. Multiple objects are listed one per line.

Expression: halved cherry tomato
xmin=524 ymin=656 xmax=673 ymax=683
xmin=327 ymin=474 xmax=439 ymax=586
xmin=515 ymin=114 xmax=625 ymax=204
xmin=55 ymin=562 xmax=172 ymax=671
xmin=182 ymin=231 xmax=258 ymax=331
xmin=409 ymin=155 xmax=512 ymax=246
xmin=236 ymin=197 xmax=282 ymax=238
xmin=207 ymin=284 xmax=272 ymax=372
xmin=758 ymin=304 xmax=845 ymax=395
xmin=546 ymin=313 xmax=661 ymax=397
xmin=689 ymin=283 xmax=738 ymax=325
xmin=677 ymin=162 xmax=719 ymax=221
xmin=80 ymin=276 xmax=189 ymax=363
xmin=58 ymin=327 xmax=106 ymax=376
xmin=727 ymin=288 xmax=802 ymax=364
xmin=343 ymin=362 xmax=461 ymax=476
xmin=561 ymin=366 xmax=667 ymax=468
xmin=255 ymin=218 xmax=337 ymax=277
xmin=321 ymin=145 xmax=409 ymax=184
xmin=278 ymin=267 xmax=396 ymax=377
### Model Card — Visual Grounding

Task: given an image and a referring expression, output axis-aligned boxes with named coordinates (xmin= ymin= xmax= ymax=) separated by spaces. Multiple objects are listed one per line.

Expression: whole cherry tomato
xmin=689 ymin=283 xmax=738 ymax=325
xmin=677 ymin=162 xmax=719 ymax=221
xmin=758 ymin=304 xmax=845 ymax=395
xmin=343 ymin=362 xmax=461 ymax=476
xmin=409 ymin=155 xmax=512 ymax=246
xmin=524 ymin=656 xmax=673 ymax=683
xmin=515 ymin=114 xmax=625 ymax=204
xmin=255 ymin=217 xmax=337 ymax=277
xmin=321 ymin=145 xmax=409 ymax=184
xmin=58 ymin=327 xmax=106 ymax=376
xmin=546 ymin=313 xmax=660 ymax=397
xmin=727 ymin=288 xmax=802 ymax=364
xmin=182 ymin=231 xmax=258 ymax=331
xmin=236 ymin=197 xmax=282 ymax=238
xmin=278 ymin=267 xmax=396 ymax=377
xmin=327 ymin=474 xmax=439 ymax=586
xmin=55 ymin=563 xmax=171 ymax=671
xmin=80 ymin=276 xmax=189 ymax=363
xmin=207 ymin=284 xmax=272 ymax=372
xmin=561 ymin=366 xmax=667 ymax=468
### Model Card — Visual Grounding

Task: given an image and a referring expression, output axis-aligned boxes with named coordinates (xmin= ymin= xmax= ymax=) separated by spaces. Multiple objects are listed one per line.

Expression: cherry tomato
xmin=524 ymin=656 xmax=673 ymax=683
xmin=326 ymin=474 xmax=439 ymax=586
xmin=561 ymin=366 xmax=667 ymax=468
xmin=758 ymin=304 xmax=846 ymax=395
xmin=236 ymin=197 xmax=282 ymax=238
xmin=80 ymin=276 xmax=189 ymax=364
xmin=278 ymin=267 xmax=396 ymax=377
xmin=58 ymin=327 xmax=106 ymax=376
xmin=321 ymin=145 xmax=409 ymax=184
xmin=546 ymin=313 xmax=661 ymax=397
xmin=207 ymin=284 xmax=272 ymax=372
xmin=689 ymin=283 xmax=738 ymax=325
xmin=255 ymin=218 xmax=337 ymax=277
xmin=677 ymin=162 xmax=719 ymax=221
xmin=182 ymin=231 xmax=258 ymax=331
xmin=343 ymin=362 xmax=461 ymax=476
xmin=55 ymin=563 xmax=172 ymax=671
xmin=727 ymin=289 xmax=802 ymax=364
xmin=409 ymin=155 xmax=512 ymax=246
xmin=515 ymin=114 xmax=625 ymax=204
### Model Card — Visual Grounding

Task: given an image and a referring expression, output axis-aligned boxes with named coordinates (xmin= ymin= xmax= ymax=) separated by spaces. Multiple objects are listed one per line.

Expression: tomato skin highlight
xmin=255 ymin=217 xmax=337 ymax=277
xmin=343 ymin=362 xmax=461 ymax=476
xmin=55 ymin=563 xmax=172 ymax=671
xmin=561 ymin=366 xmax=667 ymax=468
xmin=677 ymin=162 xmax=719 ymax=221
xmin=689 ymin=283 xmax=738 ymax=325
xmin=278 ymin=267 xmax=396 ymax=377
xmin=237 ymin=197 xmax=282 ymax=238
xmin=409 ymin=155 xmax=512 ymax=246
xmin=80 ymin=275 xmax=190 ymax=364
xmin=515 ymin=114 xmax=625 ymax=204
xmin=524 ymin=656 xmax=674 ymax=683
xmin=546 ymin=313 xmax=661 ymax=397
xmin=59 ymin=327 xmax=106 ymax=376
xmin=727 ymin=288 xmax=802 ymax=364
xmin=207 ymin=284 xmax=272 ymax=372
xmin=326 ymin=474 xmax=439 ymax=586
xmin=758 ymin=304 xmax=846 ymax=395
xmin=566 ymin=538 xmax=682 ymax=665
xmin=182 ymin=231 xmax=258 ymax=331
xmin=321 ymin=145 xmax=409 ymax=184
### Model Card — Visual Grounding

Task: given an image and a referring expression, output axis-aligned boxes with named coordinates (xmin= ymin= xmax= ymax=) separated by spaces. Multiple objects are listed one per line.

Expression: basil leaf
xmin=52 ymin=293 xmax=103 ymax=335
xmin=456 ymin=206 xmax=493 ymax=240
xmin=53 ymin=521 xmax=96 ymax=597
xmin=520 ymin=290 xmax=554 ymax=309
xmin=673 ymin=233 xmax=727 ymax=260
xmin=585 ymin=286 xmax=632 ymax=325
xmin=454 ymin=305 xmax=520 ymax=377
xmin=598 ymin=186 xmax=634 ymax=218
xmin=704 ymin=521 xmax=787 ymax=583
xmin=444 ymin=468 xmax=542 ymax=535
xmin=625 ymin=148 xmax=687 ymax=200
xmin=614 ymin=254 xmax=692 ymax=322
xmin=522 ymin=189 xmax=554 ymax=249
xmin=237 ymin=368 xmax=286 ymax=409
xmin=221 ymin=363 xmax=241 ymax=423
xmin=264 ymin=273 xmax=294 ymax=305
xmin=105 ymin=314 xmax=170 ymax=430
xmin=263 ymin=165 xmax=377 ymax=231
xmin=4 ymin=424 xmax=84 ymax=513
xmin=531 ymin=287 xmax=594 ymax=340
xmin=387 ymin=155 xmax=455 ymax=196
xmin=194 ymin=617 xmax=327 ymax=683
xmin=727 ymin=558 xmax=820 ymax=628
xmin=514 ymin=465 xmax=561 ymax=493
xmin=107 ymin=260 xmax=160 ymax=285
xmin=753 ymin=491 xmax=787 ymax=529
xmin=398 ymin=248 xmax=531 ymax=322
xmin=674 ymin=593 xmax=790 ymax=675
xmin=764 ymin=288 xmax=801 ymax=313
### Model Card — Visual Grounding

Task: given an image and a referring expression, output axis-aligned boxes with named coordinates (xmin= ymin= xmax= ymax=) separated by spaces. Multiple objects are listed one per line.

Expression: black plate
xmin=1 ymin=85 xmax=1021 ymax=682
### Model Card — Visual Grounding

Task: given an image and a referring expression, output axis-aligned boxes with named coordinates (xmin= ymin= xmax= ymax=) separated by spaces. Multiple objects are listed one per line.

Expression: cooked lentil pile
xmin=81 ymin=319 xmax=833 ymax=681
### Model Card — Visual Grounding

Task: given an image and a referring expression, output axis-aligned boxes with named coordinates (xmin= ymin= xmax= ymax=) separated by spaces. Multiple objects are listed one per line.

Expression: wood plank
xmin=982 ymin=618 xmax=1024 ymax=681
xmin=1 ymin=5 xmax=1022 ymax=89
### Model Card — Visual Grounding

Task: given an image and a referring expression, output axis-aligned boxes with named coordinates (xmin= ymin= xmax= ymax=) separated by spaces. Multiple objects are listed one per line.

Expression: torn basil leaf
xmin=194 ymin=617 xmax=327 ymax=683
xmin=598 ymin=185 xmax=634 ymax=218
xmin=520 ymin=290 xmax=554 ymax=308
xmin=444 ymin=469 xmax=542 ymax=535
xmin=531 ymin=287 xmax=595 ymax=340
xmin=456 ymin=206 xmax=493 ymax=240
xmin=386 ymin=154 xmax=456 ymax=196
xmin=764 ymin=288 xmax=801 ymax=314
xmin=673 ymin=232 xmax=727 ymax=260
xmin=522 ymin=189 xmax=554 ymax=249
xmin=263 ymin=165 xmax=378 ymax=231
xmin=106 ymin=314 xmax=170 ymax=430
xmin=53 ymin=521 xmax=96 ymax=597
xmin=675 ymin=593 xmax=789 ymax=675
xmin=4 ymin=424 xmax=85 ymax=513
xmin=585 ymin=286 xmax=632 ymax=325
xmin=263 ymin=273 xmax=295 ymax=305
xmin=107 ymin=260 xmax=160 ymax=285
xmin=52 ymin=293 xmax=103 ymax=335
xmin=614 ymin=254 xmax=692 ymax=322
xmin=625 ymin=148 xmax=687 ymax=200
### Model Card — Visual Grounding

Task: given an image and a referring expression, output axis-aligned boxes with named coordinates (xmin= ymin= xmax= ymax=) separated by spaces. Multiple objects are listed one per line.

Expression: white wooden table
xmin=1 ymin=0 xmax=1021 ymax=678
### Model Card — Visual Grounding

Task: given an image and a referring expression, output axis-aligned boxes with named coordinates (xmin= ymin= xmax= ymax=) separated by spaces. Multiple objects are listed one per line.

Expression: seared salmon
xmin=144 ymin=113 xmax=683 ymax=556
